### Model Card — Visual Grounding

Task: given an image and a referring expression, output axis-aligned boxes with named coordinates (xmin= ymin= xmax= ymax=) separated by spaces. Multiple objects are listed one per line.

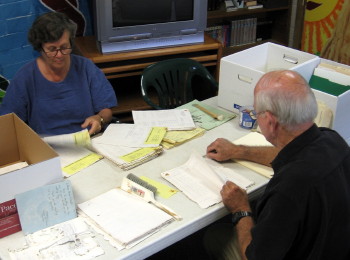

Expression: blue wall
xmin=0 ymin=0 xmax=93 ymax=82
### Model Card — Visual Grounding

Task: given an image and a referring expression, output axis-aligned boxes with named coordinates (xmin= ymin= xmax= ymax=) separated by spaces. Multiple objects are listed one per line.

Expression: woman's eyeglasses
xmin=42 ymin=47 xmax=72 ymax=57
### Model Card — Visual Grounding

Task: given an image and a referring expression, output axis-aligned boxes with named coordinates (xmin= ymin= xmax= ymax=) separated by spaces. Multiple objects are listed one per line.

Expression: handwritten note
xmin=15 ymin=180 xmax=77 ymax=234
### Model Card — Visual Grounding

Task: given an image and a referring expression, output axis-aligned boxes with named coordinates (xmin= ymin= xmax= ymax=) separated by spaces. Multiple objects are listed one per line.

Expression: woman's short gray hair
xmin=28 ymin=12 xmax=77 ymax=52
xmin=255 ymin=70 xmax=318 ymax=131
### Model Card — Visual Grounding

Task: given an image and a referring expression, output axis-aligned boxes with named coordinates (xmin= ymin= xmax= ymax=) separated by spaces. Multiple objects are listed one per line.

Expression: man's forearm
xmin=234 ymin=145 xmax=279 ymax=167
xmin=235 ymin=216 xmax=254 ymax=260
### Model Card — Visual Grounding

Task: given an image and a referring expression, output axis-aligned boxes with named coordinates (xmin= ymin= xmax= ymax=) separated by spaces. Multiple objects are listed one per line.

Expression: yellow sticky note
xmin=63 ymin=152 xmax=102 ymax=176
xmin=144 ymin=127 xmax=167 ymax=145
xmin=140 ymin=176 xmax=178 ymax=199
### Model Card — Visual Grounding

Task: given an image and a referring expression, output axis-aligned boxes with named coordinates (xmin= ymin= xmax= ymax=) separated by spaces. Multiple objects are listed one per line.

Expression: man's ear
xmin=266 ymin=111 xmax=279 ymax=138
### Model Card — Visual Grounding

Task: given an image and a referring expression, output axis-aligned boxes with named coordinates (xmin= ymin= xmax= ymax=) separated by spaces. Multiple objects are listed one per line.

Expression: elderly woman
xmin=0 ymin=12 xmax=117 ymax=136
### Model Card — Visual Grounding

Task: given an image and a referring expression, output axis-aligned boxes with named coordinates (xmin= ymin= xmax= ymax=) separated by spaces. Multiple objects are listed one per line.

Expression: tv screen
xmin=93 ymin=0 xmax=207 ymax=54
xmin=112 ymin=0 xmax=194 ymax=27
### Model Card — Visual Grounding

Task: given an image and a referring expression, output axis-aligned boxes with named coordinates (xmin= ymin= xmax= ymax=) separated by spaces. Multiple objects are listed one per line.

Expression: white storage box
xmin=218 ymin=42 xmax=320 ymax=113
xmin=309 ymin=59 xmax=350 ymax=145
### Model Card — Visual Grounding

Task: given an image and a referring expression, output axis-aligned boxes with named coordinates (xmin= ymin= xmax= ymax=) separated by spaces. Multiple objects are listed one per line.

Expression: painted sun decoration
xmin=302 ymin=0 xmax=344 ymax=55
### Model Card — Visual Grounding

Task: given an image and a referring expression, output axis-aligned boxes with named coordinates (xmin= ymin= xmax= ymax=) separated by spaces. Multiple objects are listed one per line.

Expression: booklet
xmin=78 ymin=188 xmax=174 ymax=248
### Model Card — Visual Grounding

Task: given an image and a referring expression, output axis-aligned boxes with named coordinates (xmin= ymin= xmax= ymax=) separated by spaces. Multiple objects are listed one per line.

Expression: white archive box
xmin=218 ymin=42 xmax=320 ymax=113
xmin=309 ymin=59 xmax=350 ymax=145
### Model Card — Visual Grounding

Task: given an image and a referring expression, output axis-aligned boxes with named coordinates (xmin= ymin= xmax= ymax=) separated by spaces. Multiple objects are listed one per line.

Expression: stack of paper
xmin=78 ymin=189 xmax=174 ymax=249
xmin=92 ymin=142 xmax=163 ymax=171
xmin=91 ymin=124 xmax=165 ymax=170
xmin=161 ymin=128 xmax=206 ymax=149
xmin=161 ymin=152 xmax=254 ymax=208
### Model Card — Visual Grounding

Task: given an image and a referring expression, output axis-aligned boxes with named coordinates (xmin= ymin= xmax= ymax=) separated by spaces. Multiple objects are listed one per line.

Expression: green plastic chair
xmin=0 ymin=76 xmax=9 ymax=104
xmin=141 ymin=58 xmax=218 ymax=109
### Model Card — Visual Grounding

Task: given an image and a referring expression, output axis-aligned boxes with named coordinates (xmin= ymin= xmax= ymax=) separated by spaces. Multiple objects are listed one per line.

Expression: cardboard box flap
xmin=0 ymin=113 xmax=58 ymax=168
xmin=13 ymin=114 xmax=58 ymax=164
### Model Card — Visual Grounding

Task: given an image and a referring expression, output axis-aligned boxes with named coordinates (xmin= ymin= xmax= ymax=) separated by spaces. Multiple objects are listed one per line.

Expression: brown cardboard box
xmin=0 ymin=113 xmax=63 ymax=237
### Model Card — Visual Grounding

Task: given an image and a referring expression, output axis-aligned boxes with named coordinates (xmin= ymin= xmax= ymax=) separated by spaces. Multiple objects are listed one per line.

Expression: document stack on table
xmin=132 ymin=108 xmax=206 ymax=149
xmin=78 ymin=188 xmax=174 ymax=249
xmin=161 ymin=127 xmax=206 ymax=149
xmin=91 ymin=124 xmax=165 ymax=170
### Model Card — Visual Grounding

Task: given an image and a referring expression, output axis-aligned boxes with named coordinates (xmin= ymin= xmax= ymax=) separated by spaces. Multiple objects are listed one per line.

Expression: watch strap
xmin=231 ymin=211 xmax=252 ymax=226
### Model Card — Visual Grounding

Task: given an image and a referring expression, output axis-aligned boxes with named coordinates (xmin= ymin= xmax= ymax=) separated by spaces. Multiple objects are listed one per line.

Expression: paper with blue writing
xmin=15 ymin=180 xmax=77 ymax=234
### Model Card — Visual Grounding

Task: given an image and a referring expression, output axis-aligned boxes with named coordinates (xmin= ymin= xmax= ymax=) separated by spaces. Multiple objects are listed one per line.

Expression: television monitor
xmin=92 ymin=0 xmax=208 ymax=54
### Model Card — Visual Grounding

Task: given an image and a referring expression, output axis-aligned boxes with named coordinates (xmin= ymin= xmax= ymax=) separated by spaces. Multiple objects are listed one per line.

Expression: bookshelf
xmin=207 ymin=3 xmax=291 ymax=56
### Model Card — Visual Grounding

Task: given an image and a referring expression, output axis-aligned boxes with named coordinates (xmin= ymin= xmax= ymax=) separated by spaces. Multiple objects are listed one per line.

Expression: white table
xmin=0 ymin=97 xmax=270 ymax=260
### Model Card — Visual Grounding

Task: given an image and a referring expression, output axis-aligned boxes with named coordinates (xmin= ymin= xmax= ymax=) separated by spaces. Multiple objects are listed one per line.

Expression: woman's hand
xmin=81 ymin=114 xmax=103 ymax=135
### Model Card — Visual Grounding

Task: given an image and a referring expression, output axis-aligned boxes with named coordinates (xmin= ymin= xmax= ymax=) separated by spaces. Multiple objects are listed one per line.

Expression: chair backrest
xmin=0 ymin=75 xmax=8 ymax=104
xmin=141 ymin=58 xmax=218 ymax=109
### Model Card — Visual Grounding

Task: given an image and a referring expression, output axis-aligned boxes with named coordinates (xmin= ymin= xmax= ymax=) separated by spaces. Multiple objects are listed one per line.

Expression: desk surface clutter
xmin=0 ymin=97 xmax=270 ymax=260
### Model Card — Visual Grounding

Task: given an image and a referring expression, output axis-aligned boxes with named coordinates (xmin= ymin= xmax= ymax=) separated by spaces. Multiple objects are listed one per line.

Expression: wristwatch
xmin=231 ymin=211 xmax=253 ymax=226
xmin=99 ymin=115 xmax=104 ymax=125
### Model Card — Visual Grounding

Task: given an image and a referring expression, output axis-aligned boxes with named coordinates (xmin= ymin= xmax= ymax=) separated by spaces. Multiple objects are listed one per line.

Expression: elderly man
xmin=205 ymin=70 xmax=350 ymax=260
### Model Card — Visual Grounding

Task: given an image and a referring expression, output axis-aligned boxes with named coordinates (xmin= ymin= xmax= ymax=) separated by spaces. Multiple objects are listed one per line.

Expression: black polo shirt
xmin=246 ymin=124 xmax=350 ymax=260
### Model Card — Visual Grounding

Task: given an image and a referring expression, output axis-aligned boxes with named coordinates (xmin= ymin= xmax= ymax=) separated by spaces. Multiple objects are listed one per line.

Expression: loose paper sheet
xmin=8 ymin=217 xmax=104 ymax=260
xmin=15 ymin=180 xmax=77 ymax=234
xmin=140 ymin=176 xmax=178 ymax=199
xmin=52 ymin=145 xmax=103 ymax=177
xmin=42 ymin=129 xmax=91 ymax=146
xmin=0 ymin=161 xmax=28 ymax=175
xmin=132 ymin=109 xmax=196 ymax=131
xmin=161 ymin=152 xmax=254 ymax=208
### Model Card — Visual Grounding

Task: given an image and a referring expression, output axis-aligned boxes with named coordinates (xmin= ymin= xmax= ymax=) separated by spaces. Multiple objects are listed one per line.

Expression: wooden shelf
xmin=76 ymin=34 xmax=222 ymax=79
xmin=207 ymin=5 xmax=291 ymax=57
xmin=75 ymin=36 xmax=222 ymax=122
xmin=207 ymin=6 xmax=289 ymax=21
